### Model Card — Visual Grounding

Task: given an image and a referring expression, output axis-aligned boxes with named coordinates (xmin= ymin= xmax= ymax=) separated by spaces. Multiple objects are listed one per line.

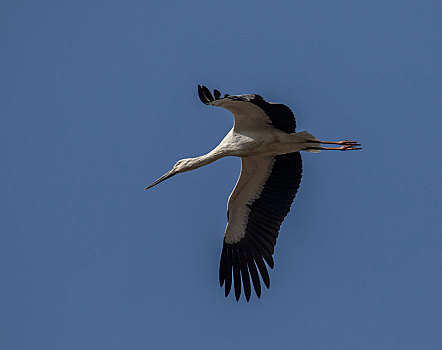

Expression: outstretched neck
xmin=179 ymin=149 xmax=225 ymax=173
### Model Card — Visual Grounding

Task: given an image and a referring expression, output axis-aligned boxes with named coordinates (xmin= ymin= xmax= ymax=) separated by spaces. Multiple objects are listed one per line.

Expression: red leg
xmin=307 ymin=144 xmax=361 ymax=151
xmin=307 ymin=139 xmax=361 ymax=146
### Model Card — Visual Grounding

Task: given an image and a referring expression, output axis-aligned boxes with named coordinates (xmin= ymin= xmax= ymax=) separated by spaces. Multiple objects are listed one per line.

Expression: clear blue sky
xmin=1 ymin=1 xmax=441 ymax=349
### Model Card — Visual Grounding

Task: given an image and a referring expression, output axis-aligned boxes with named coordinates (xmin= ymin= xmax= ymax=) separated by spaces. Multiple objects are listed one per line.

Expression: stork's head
xmin=144 ymin=158 xmax=198 ymax=190
xmin=173 ymin=158 xmax=200 ymax=172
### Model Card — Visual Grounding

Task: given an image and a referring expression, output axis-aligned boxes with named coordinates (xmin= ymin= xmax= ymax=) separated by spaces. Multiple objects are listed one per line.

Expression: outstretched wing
xmin=220 ymin=152 xmax=303 ymax=301
xmin=198 ymin=85 xmax=296 ymax=133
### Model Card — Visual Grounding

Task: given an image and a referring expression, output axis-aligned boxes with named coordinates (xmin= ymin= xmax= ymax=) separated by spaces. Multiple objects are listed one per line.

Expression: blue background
xmin=2 ymin=1 xmax=441 ymax=349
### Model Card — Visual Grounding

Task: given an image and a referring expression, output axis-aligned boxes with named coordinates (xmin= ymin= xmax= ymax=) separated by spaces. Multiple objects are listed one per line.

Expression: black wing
xmin=198 ymin=85 xmax=296 ymax=134
xmin=220 ymin=152 xmax=303 ymax=301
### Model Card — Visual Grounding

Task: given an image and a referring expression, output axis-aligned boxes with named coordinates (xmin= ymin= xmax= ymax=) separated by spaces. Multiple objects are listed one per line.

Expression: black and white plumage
xmin=146 ymin=85 xmax=360 ymax=301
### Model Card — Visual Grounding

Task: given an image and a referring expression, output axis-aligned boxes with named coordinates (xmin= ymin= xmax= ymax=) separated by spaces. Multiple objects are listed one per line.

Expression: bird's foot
xmin=337 ymin=140 xmax=361 ymax=146
xmin=338 ymin=144 xmax=362 ymax=151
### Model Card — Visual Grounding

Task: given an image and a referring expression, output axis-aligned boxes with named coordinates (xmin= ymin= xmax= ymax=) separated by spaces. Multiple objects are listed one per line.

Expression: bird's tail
xmin=297 ymin=131 xmax=322 ymax=153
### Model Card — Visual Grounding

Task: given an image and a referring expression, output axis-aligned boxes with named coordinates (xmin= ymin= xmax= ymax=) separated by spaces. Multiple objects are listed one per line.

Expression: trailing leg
xmin=305 ymin=139 xmax=361 ymax=151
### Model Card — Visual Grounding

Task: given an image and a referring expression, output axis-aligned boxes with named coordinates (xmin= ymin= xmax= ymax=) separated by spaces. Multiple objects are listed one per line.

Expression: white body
xmin=209 ymin=128 xmax=320 ymax=158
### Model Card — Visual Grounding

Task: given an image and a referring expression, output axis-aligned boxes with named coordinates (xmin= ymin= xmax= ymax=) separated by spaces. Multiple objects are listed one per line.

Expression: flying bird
xmin=145 ymin=85 xmax=360 ymax=301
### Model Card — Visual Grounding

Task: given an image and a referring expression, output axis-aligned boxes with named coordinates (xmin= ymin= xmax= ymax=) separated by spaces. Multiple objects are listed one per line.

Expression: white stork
xmin=145 ymin=85 xmax=360 ymax=301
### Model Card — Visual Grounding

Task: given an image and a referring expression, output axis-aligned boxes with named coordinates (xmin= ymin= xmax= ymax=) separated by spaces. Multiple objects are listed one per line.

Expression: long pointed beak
xmin=144 ymin=169 xmax=177 ymax=190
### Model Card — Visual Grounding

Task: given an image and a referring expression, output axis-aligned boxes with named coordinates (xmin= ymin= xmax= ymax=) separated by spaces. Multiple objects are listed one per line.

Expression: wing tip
xmin=197 ymin=85 xmax=227 ymax=105
xmin=221 ymin=239 xmax=275 ymax=301
xmin=197 ymin=84 xmax=209 ymax=105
